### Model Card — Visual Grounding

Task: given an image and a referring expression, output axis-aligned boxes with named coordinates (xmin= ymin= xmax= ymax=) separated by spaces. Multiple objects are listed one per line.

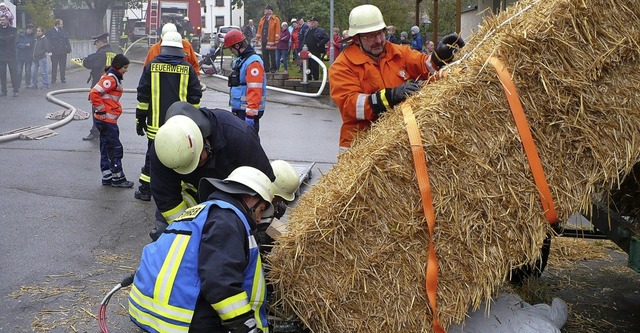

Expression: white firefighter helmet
xmin=271 ymin=160 xmax=299 ymax=201
xmin=161 ymin=23 xmax=177 ymax=38
xmin=199 ymin=167 xmax=275 ymax=216
xmin=347 ymin=4 xmax=387 ymax=37
xmin=154 ymin=115 xmax=203 ymax=175
xmin=161 ymin=31 xmax=183 ymax=48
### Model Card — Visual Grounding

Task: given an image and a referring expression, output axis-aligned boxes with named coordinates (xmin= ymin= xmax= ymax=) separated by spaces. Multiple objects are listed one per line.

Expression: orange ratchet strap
xmin=488 ymin=56 xmax=559 ymax=224
xmin=400 ymin=104 xmax=445 ymax=333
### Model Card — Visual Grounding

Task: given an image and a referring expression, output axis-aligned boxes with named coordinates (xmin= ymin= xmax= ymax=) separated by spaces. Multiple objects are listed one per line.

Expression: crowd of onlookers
xmin=240 ymin=6 xmax=436 ymax=80
xmin=0 ymin=13 xmax=72 ymax=97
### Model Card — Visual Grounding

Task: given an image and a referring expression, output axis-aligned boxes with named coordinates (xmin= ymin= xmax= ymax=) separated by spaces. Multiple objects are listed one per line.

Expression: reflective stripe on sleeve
xmin=212 ymin=291 xmax=251 ymax=321
xmin=163 ymin=201 xmax=188 ymax=223
xmin=356 ymin=93 xmax=367 ymax=120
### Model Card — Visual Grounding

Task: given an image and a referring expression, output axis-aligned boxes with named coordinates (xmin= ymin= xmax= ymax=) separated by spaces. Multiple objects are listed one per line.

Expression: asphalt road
xmin=0 ymin=50 xmax=340 ymax=332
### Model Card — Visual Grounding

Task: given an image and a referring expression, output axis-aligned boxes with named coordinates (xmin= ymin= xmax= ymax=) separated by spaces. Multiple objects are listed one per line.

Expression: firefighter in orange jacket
xmin=89 ymin=54 xmax=134 ymax=188
xmin=329 ymin=4 xmax=465 ymax=149
xmin=255 ymin=4 xmax=280 ymax=73
xmin=144 ymin=23 xmax=200 ymax=75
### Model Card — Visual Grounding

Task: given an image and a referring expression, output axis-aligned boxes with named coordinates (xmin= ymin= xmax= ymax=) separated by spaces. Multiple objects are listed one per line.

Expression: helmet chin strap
xmin=249 ymin=198 xmax=266 ymax=219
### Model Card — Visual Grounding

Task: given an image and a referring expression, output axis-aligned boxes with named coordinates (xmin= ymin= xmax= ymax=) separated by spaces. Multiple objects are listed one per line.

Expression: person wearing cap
xmin=329 ymin=4 xmax=465 ymax=149
xmin=224 ymin=30 xmax=267 ymax=133
xmin=290 ymin=19 xmax=300 ymax=62
xmin=398 ymin=31 xmax=410 ymax=45
xmin=145 ymin=101 xmax=274 ymax=240
xmin=256 ymin=4 xmax=281 ymax=73
xmin=303 ymin=16 xmax=329 ymax=81
xmin=129 ymin=166 xmax=273 ymax=332
xmin=134 ymin=31 xmax=202 ymax=202
xmin=276 ymin=21 xmax=290 ymax=74
xmin=89 ymin=54 xmax=134 ymax=188
xmin=81 ymin=32 xmax=116 ymax=141
xmin=410 ymin=25 xmax=423 ymax=52
xmin=46 ymin=19 xmax=71 ymax=84
xmin=16 ymin=24 xmax=35 ymax=89
xmin=143 ymin=22 xmax=200 ymax=75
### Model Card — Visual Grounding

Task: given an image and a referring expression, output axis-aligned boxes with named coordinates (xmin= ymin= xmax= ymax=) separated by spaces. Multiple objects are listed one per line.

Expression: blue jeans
xmin=276 ymin=49 xmax=288 ymax=71
xmin=17 ymin=59 xmax=32 ymax=87
xmin=31 ymin=57 xmax=49 ymax=88
xmin=94 ymin=118 xmax=124 ymax=175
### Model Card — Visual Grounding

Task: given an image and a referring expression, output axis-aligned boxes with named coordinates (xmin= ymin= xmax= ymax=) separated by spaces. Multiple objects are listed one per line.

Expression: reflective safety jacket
xmin=129 ymin=197 xmax=268 ymax=332
xmin=229 ymin=51 xmax=266 ymax=116
xmin=256 ymin=15 xmax=280 ymax=50
xmin=136 ymin=56 xmax=202 ymax=140
xmin=149 ymin=107 xmax=275 ymax=223
xmin=89 ymin=68 xmax=124 ymax=124
xmin=329 ymin=42 xmax=442 ymax=148
xmin=144 ymin=39 xmax=201 ymax=76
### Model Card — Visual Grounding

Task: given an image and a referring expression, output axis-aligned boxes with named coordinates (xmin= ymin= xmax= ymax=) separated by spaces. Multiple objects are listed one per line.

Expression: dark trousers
xmin=308 ymin=52 xmax=320 ymax=80
xmin=232 ymin=109 xmax=264 ymax=133
xmin=261 ymin=47 xmax=277 ymax=72
xmin=17 ymin=59 xmax=32 ymax=87
xmin=0 ymin=59 xmax=19 ymax=93
xmin=50 ymin=53 xmax=67 ymax=82
xmin=95 ymin=119 xmax=124 ymax=175
xmin=138 ymin=139 xmax=153 ymax=194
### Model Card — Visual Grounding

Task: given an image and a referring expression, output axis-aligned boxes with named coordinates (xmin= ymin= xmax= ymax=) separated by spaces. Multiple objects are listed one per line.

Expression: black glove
xmin=369 ymin=82 xmax=421 ymax=115
xmin=433 ymin=33 xmax=465 ymax=68
xmin=273 ymin=201 xmax=287 ymax=220
xmin=222 ymin=311 xmax=257 ymax=333
xmin=136 ymin=116 xmax=147 ymax=136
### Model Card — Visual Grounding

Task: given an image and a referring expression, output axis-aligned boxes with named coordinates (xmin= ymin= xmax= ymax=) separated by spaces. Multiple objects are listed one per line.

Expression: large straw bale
xmin=268 ymin=0 xmax=640 ymax=331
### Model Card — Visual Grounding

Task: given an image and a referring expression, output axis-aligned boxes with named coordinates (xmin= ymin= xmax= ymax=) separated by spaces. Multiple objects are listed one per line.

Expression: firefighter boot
xmin=111 ymin=172 xmax=134 ymax=188
xmin=101 ymin=171 xmax=113 ymax=186
xmin=134 ymin=190 xmax=151 ymax=201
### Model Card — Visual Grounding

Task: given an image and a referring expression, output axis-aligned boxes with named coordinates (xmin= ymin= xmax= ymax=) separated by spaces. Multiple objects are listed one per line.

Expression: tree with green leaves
xmin=24 ymin=0 xmax=55 ymax=29
xmin=51 ymin=0 xmax=143 ymax=30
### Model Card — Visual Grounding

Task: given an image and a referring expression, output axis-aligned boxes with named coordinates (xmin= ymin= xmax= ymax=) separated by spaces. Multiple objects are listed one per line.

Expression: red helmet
xmin=224 ymin=29 xmax=245 ymax=48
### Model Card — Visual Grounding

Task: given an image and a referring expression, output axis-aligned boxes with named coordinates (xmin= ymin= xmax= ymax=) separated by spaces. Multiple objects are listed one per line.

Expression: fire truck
xmin=145 ymin=0 xmax=202 ymax=46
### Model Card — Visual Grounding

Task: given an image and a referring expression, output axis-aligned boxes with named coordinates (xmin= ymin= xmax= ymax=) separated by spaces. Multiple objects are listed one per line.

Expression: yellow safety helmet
xmin=271 ymin=160 xmax=299 ymax=201
xmin=347 ymin=4 xmax=387 ymax=37
xmin=154 ymin=115 xmax=203 ymax=175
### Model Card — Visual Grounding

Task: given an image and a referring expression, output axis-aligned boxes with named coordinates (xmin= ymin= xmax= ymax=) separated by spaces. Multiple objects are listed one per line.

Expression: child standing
xmin=89 ymin=54 xmax=134 ymax=188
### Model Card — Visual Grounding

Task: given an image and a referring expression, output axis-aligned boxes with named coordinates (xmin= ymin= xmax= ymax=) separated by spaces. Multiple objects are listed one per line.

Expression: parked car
xmin=212 ymin=25 xmax=241 ymax=49
xmin=130 ymin=21 xmax=147 ymax=41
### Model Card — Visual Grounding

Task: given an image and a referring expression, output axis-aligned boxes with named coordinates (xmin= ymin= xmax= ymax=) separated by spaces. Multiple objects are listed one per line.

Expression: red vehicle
xmin=145 ymin=0 xmax=202 ymax=37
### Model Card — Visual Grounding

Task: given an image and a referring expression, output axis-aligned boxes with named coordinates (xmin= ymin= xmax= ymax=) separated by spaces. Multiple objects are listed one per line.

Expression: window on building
xmin=215 ymin=16 xmax=225 ymax=27
xmin=215 ymin=0 xmax=224 ymax=7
